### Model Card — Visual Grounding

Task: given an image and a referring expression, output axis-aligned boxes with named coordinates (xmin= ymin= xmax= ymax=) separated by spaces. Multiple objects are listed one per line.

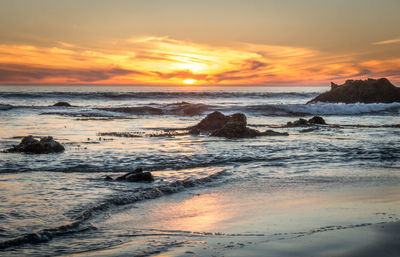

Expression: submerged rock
xmin=172 ymin=103 xmax=208 ymax=116
xmin=115 ymin=168 xmax=154 ymax=182
xmin=6 ymin=135 xmax=65 ymax=154
xmin=99 ymin=106 xmax=163 ymax=115
xmin=53 ymin=102 xmax=72 ymax=107
xmin=308 ymin=78 xmax=400 ymax=104
xmin=189 ymin=111 xmax=288 ymax=138
xmin=104 ymin=176 xmax=113 ymax=181
xmin=125 ymin=172 xmax=154 ymax=182
xmin=262 ymin=130 xmax=289 ymax=136
xmin=286 ymin=116 xmax=326 ymax=127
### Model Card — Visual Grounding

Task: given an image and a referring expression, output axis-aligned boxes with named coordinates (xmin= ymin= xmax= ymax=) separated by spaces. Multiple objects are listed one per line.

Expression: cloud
xmin=0 ymin=63 xmax=142 ymax=84
xmin=373 ymin=37 xmax=400 ymax=45
xmin=153 ymin=70 xmax=208 ymax=80
xmin=0 ymin=36 xmax=399 ymax=85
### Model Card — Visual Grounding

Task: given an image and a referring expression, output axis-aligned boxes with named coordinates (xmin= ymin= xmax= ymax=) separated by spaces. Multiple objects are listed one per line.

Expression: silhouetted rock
xmin=6 ymin=135 xmax=65 ymax=154
xmin=308 ymin=116 xmax=326 ymax=125
xmin=116 ymin=168 xmax=154 ymax=182
xmin=308 ymin=78 xmax=400 ymax=104
xmin=53 ymin=102 xmax=72 ymax=107
xmin=286 ymin=116 xmax=326 ymax=127
xmin=104 ymin=176 xmax=113 ymax=181
xmin=189 ymin=111 xmax=288 ymax=138
xmin=190 ymin=111 xmax=228 ymax=133
xmin=125 ymin=172 xmax=154 ymax=182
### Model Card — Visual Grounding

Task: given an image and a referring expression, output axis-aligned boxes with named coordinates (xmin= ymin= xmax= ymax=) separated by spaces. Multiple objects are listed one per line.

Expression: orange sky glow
xmin=1 ymin=36 xmax=399 ymax=86
xmin=0 ymin=0 xmax=399 ymax=86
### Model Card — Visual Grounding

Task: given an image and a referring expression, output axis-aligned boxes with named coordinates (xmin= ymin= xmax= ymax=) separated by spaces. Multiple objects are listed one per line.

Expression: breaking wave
xmin=36 ymin=102 xmax=400 ymax=118
xmin=244 ymin=102 xmax=400 ymax=116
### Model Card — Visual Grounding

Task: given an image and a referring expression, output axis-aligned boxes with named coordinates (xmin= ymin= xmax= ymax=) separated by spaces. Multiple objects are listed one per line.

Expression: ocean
xmin=0 ymin=85 xmax=399 ymax=256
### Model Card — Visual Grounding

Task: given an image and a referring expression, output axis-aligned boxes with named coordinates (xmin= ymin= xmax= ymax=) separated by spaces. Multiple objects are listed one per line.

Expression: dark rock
xmin=188 ymin=127 xmax=200 ymax=135
xmin=192 ymin=111 xmax=228 ymax=132
xmin=286 ymin=118 xmax=308 ymax=127
xmin=53 ymin=102 xmax=72 ymax=107
xmin=104 ymin=176 xmax=113 ymax=181
xmin=116 ymin=168 xmax=153 ymax=182
xmin=300 ymin=127 xmax=319 ymax=133
xmin=308 ymin=116 xmax=326 ymax=125
xmin=308 ymin=78 xmax=400 ymax=104
xmin=286 ymin=116 xmax=326 ymax=127
xmin=125 ymin=172 xmax=154 ymax=182
xmin=189 ymin=111 xmax=287 ymax=138
xmin=6 ymin=135 xmax=65 ymax=154
xmin=261 ymin=130 xmax=289 ymax=136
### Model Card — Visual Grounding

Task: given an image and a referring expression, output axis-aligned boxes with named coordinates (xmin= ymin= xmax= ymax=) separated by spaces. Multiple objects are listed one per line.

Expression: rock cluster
xmin=6 ymin=135 xmax=65 ymax=154
xmin=286 ymin=116 xmax=326 ymax=127
xmin=308 ymin=78 xmax=400 ymax=104
xmin=189 ymin=111 xmax=288 ymax=138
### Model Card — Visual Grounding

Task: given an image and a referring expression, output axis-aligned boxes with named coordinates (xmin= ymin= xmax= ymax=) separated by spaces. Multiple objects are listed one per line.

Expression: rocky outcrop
xmin=114 ymin=168 xmax=154 ymax=182
xmin=6 ymin=135 xmax=65 ymax=154
xmin=53 ymin=102 xmax=72 ymax=107
xmin=286 ymin=116 xmax=326 ymax=127
xmin=189 ymin=111 xmax=288 ymax=138
xmin=308 ymin=78 xmax=400 ymax=104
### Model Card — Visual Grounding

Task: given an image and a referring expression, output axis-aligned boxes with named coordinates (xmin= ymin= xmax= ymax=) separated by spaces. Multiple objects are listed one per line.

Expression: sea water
xmin=0 ymin=85 xmax=399 ymax=256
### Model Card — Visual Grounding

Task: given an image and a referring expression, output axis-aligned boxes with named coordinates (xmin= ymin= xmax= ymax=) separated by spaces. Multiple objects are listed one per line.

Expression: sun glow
xmin=1 ymin=36 xmax=399 ymax=85
xmin=183 ymin=79 xmax=196 ymax=85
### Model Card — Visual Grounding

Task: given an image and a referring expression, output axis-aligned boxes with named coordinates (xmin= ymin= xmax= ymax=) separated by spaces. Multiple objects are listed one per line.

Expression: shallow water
xmin=0 ymin=85 xmax=399 ymax=256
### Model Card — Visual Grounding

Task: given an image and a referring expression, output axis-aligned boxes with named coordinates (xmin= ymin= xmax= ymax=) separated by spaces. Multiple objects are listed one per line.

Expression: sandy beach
xmin=69 ymin=169 xmax=400 ymax=257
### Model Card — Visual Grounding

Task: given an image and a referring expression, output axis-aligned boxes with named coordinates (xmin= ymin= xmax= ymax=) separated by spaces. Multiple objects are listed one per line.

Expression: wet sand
xmin=73 ymin=174 xmax=400 ymax=257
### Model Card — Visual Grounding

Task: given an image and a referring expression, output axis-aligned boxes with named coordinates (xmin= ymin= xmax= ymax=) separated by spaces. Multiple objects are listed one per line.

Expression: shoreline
xmin=72 ymin=220 xmax=400 ymax=257
xmin=69 ymin=178 xmax=400 ymax=257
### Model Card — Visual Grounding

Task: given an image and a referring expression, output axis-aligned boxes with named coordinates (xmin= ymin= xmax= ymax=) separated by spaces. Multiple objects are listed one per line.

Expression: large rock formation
xmin=308 ymin=78 xmax=400 ymax=104
xmin=6 ymin=135 xmax=65 ymax=154
xmin=189 ymin=111 xmax=288 ymax=138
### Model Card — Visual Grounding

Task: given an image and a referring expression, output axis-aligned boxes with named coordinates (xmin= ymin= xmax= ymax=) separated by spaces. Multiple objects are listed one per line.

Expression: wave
xmin=5 ymin=101 xmax=400 ymax=118
xmin=98 ymin=102 xmax=210 ymax=116
xmin=244 ymin=102 xmax=400 ymax=116
xmin=0 ymin=153 xmax=288 ymax=174
xmin=0 ymin=169 xmax=227 ymax=250
xmin=0 ymin=91 xmax=318 ymax=100
xmin=0 ymin=104 xmax=13 ymax=111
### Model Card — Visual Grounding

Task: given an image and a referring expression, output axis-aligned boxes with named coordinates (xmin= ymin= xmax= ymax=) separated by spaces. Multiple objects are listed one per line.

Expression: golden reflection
xmin=156 ymin=192 xmax=233 ymax=232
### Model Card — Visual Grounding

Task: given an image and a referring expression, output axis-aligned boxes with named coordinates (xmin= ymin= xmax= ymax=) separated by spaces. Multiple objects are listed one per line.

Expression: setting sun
xmin=183 ymin=79 xmax=196 ymax=85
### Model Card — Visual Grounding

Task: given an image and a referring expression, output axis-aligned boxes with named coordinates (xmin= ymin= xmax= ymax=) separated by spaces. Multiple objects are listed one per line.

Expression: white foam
xmin=282 ymin=102 xmax=400 ymax=115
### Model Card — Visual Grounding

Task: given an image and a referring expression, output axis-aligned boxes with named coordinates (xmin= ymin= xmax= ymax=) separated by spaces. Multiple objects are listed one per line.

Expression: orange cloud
xmin=0 ymin=37 xmax=399 ymax=85
xmin=373 ymin=37 xmax=400 ymax=45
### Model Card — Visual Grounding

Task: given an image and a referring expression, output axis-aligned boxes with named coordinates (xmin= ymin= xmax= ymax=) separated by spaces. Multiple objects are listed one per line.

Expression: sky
xmin=0 ymin=0 xmax=399 ymax=86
